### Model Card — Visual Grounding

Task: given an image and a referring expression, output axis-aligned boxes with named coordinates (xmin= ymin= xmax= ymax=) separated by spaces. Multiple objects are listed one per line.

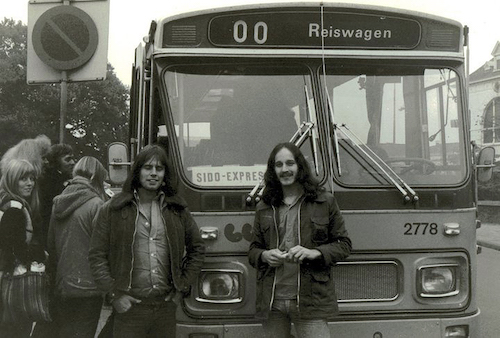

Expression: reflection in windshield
xmin=324 ymin=66 xmax=466 ymax=186
xmin=165 ymin=64 xmax=322 ymax=187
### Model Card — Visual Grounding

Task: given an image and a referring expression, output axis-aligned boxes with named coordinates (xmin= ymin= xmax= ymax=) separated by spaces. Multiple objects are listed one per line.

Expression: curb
xmin=477 ymin=223 xmax=500 ymax=251
xmin=478 ymin=240 xmax=500 ymax=251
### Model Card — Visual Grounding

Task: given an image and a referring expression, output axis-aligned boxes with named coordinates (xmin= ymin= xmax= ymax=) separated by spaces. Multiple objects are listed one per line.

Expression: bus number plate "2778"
xmin=404 ymin=223 xmax=438 ymax=235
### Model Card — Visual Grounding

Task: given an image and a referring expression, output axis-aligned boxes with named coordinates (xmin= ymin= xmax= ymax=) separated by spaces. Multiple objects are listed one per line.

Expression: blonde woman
xmin=0 ymin=159 xmax=46 ymax=337
xmin=47 ymin=156 xmax=109 ymax=338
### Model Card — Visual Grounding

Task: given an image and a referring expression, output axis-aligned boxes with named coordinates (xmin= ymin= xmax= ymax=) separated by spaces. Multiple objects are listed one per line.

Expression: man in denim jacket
xmin=249 ymin=142 xmax=351 ymax=338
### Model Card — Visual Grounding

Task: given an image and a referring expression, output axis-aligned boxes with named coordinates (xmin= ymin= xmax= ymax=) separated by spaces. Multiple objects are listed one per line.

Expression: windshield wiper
xmin=304 ymin=84 xmax=320 ymax=176
xmin=326 ymin=95 xmax=342 ymax=176
xmin=335 ymin=123 xmax=419 ymax=204
xmin=246 ymin=85 xmax=320 ymax=205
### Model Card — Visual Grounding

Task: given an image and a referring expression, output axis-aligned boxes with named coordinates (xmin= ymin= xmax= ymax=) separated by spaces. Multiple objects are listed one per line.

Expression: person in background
xmin=0 ymin=134 xmax=51 ymax=177
xmin=89 ymin=145 xmax=205 ymax=338
xmin=31 ymin=144 xmax=76 ymax=338
xmin=248 ymin=142 xmax=352 ymax=338
xmin=38 ymin=144 xmax=75 ymax=249
xmin=0 ymin=159 xmax=46 ymax=338
xmin=47 ymin=156 xmax=109 ymax=338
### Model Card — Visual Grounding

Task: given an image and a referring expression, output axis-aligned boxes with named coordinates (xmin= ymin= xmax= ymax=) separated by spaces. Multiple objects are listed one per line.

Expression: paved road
xmin=478 ymin=246 xmax=500 ymax=338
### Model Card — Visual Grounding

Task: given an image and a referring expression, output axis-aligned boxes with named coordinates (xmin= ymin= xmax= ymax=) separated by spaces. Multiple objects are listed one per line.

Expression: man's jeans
xmin=263 ymin=299 xmax=331 ymax=338
xmin=113 ymin=300 xmax=177 ymax=338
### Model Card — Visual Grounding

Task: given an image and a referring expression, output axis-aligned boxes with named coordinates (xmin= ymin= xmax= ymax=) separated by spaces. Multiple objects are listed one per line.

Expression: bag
xmin=1 ymin=271 xmax=52 ymax=323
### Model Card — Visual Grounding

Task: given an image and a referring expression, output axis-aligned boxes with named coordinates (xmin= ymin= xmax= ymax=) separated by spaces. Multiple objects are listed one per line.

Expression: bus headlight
xmin=196 ymin=270 xmax=243 ymax=303
xmin=418 ymin=264 xmax=459 ymax=297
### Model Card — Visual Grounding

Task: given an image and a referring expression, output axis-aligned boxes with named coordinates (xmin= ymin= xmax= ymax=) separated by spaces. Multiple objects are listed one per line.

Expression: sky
xmin=3 ymin=0 xmax=500 ymax=87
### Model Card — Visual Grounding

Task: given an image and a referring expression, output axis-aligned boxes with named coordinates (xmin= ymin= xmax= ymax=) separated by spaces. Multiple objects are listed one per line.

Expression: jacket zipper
xmin=160 ymin=208 xmax=178 ymax=290
xmin=269 ymin=205 xmax=279 ymax=311
xmin=296 ymin=199 xmax=304 ymax=312
xmin=128 ymin=202 xmax=139 ymax=290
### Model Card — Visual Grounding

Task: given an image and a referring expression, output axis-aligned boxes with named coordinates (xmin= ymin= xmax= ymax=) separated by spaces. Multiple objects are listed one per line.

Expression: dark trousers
xmin=55 ymin=296 xmax=103 ymax=338
xmin=0 ymin=320 xmax=33 ymax=338
xmin=113 ymin=300 xmax=177 ymax=338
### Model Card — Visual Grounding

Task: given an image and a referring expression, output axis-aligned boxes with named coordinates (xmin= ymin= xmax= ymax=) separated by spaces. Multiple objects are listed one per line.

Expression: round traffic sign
xmin=32 ymin=5 xmax=98 ymax=71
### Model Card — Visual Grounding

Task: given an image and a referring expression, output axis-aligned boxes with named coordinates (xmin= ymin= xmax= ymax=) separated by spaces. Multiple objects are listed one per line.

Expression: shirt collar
xmin=133 ymin=189 xmax=166 ymax=204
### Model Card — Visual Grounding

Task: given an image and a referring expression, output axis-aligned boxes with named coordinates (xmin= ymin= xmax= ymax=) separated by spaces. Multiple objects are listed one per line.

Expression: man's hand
xmin=112 ymin=294 xmax=142 ymax=313
xmin=286 ymin=246 xmax=322 ymax=263
xmin=261 ymin=249 xmax=287 ymax=267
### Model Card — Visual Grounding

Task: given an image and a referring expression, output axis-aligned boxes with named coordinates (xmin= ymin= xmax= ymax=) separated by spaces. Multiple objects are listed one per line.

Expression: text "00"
xmin=233 ymin=20 xmax=268 ymax=44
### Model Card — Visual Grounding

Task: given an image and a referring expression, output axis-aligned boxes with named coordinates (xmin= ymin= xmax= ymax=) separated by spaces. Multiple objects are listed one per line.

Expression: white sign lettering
xmin=308 ymin=23 xmax=392 ymax=41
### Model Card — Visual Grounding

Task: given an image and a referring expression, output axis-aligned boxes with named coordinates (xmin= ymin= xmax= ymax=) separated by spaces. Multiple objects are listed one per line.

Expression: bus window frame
xmin=318 ymin=60 xmax=470 ymax=189
xmin=155 ymin=57 xmax=327 ymax=191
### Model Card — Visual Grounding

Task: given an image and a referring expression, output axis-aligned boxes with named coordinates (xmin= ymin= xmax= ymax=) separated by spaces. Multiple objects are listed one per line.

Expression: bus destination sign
xmin=209 ymin=11 xmax=421 ymax=49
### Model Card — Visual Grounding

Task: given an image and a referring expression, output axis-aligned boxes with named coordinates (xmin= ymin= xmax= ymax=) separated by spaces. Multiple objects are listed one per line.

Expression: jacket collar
xmin=112 ymin=190 xmax=187 ymax=210
xmin=256 ymin=191 xmax=327 ymax=211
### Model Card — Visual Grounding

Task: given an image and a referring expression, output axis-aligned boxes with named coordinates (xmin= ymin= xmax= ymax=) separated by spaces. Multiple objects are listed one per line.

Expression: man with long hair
xmin=249 ymin=142 xmax=352 ymax=338
xmin=89 ymin=145 xmax=205 ymax=337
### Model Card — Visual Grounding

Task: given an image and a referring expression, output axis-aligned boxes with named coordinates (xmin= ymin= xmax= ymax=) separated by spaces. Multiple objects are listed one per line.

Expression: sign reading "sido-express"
xmin=208 ymin=12 xmax=421 ymax=49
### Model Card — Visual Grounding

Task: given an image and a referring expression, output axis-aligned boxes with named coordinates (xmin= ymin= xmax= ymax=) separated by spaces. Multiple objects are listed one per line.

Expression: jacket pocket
xmin=59 ymin=276 xmax=99 ymax=297
xmin=309 ymin=269 xmax=336 ymax=307
xmin=311 ymin=217 xmax=329 ymax=244
xmin=310 ymin=269 xmax=330 ymax=283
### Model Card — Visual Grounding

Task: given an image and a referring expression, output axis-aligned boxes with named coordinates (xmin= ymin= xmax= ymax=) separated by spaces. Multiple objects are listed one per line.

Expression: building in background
xmin=470 ymin=41 xmax=500 ymax=157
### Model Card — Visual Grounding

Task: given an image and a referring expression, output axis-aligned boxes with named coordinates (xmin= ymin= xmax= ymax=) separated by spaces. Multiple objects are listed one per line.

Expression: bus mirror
xmin=477 ymin=146 xmax=495 ymax=183
xmin=108 ymin=142 xmax=131 ymax=185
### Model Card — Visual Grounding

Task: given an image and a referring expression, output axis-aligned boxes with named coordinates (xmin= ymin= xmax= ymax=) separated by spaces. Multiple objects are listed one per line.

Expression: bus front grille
xmin=333 ymin=261 xmax=399 ymax=303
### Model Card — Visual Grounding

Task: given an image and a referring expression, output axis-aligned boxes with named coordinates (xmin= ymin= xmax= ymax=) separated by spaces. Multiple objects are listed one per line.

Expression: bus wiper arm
xmin=326 ymin=95 xmax=342 ymax=176
xmin=336 ymin=123 xmax=419 ymax=203
xmin=304 ymin=84 xmax=320 ymax=176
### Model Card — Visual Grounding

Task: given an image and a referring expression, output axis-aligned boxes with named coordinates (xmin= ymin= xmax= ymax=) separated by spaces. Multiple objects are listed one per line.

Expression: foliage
xmin=0 ymin=18 xmax=129 ymax=166
xmin=478 ymin=171 xmax=500 ymax=201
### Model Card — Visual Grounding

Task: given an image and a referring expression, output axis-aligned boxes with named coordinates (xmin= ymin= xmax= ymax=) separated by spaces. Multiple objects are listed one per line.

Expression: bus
xmin=109 ymin=2 xmax=496 ymax=337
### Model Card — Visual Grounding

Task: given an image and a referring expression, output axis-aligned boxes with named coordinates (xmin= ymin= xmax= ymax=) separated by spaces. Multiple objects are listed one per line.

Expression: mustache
xmin=279 ymin=172 xmax=294 ymax=178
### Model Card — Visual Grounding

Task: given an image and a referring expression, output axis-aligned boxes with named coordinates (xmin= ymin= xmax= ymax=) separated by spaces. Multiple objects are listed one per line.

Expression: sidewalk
xmin=477 ymin=222 xmax=500 ymax=251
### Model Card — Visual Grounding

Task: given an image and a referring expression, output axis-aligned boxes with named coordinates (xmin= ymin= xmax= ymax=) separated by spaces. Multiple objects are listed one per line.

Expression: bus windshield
xmin=165 ymin=63 xmax=323 ymax=188
xmin=323 ymin=64 xmax=467 ymax=186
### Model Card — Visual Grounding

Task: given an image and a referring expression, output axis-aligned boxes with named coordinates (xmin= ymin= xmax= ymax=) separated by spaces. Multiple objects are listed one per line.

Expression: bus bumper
xmin=177 ymin=310 xmax=480 ymax=338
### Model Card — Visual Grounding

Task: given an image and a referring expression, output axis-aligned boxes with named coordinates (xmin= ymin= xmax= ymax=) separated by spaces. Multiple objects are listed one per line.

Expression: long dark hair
xmin=111 ymin=145 xmax=178 ymax=207
xmin=261 ymin=142 xmax=320 ymax=206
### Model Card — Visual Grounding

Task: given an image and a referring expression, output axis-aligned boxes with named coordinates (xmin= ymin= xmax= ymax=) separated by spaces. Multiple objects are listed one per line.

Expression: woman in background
xmin=0 ymin=159 xmax=46 ymax=337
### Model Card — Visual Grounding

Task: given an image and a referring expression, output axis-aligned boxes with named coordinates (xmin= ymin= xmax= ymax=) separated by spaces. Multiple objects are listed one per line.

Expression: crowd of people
xmin=0 ymin=135 xmax=351 ymax=338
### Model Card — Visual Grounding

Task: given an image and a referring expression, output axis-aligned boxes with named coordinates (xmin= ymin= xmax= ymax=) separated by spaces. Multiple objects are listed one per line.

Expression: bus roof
xmin=152 ymin=2 xmax=463 ymax=29
xmin=142 ymin=2 xmax=464 ymax=55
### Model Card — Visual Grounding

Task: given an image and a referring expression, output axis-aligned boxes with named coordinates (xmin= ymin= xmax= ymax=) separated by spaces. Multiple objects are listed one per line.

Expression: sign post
xmin=27 ymin=0 xmax=109 ymax=143
xmin=60 ymin=71 xmax=68 ymax=143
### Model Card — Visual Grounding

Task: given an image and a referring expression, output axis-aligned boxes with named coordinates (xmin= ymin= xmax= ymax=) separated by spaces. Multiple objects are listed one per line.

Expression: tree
xmin=0 ymin=18 xmax=129 ymax=166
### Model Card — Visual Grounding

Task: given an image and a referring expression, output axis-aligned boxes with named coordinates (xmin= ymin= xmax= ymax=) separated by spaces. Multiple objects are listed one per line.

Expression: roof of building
xmin=470 ymin=41 xmax=500 ymax=84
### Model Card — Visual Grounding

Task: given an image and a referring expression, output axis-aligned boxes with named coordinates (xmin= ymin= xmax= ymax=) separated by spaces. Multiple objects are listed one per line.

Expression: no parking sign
xmin=27 ymin=0 xmax=109 ymax=83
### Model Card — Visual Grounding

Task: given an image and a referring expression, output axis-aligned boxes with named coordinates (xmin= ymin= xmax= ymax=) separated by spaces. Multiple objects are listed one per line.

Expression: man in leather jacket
xmin=248 ymin=142 xmax=351 ymax=338
xmin=89 ymin=145 xmax=205 ymax=337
